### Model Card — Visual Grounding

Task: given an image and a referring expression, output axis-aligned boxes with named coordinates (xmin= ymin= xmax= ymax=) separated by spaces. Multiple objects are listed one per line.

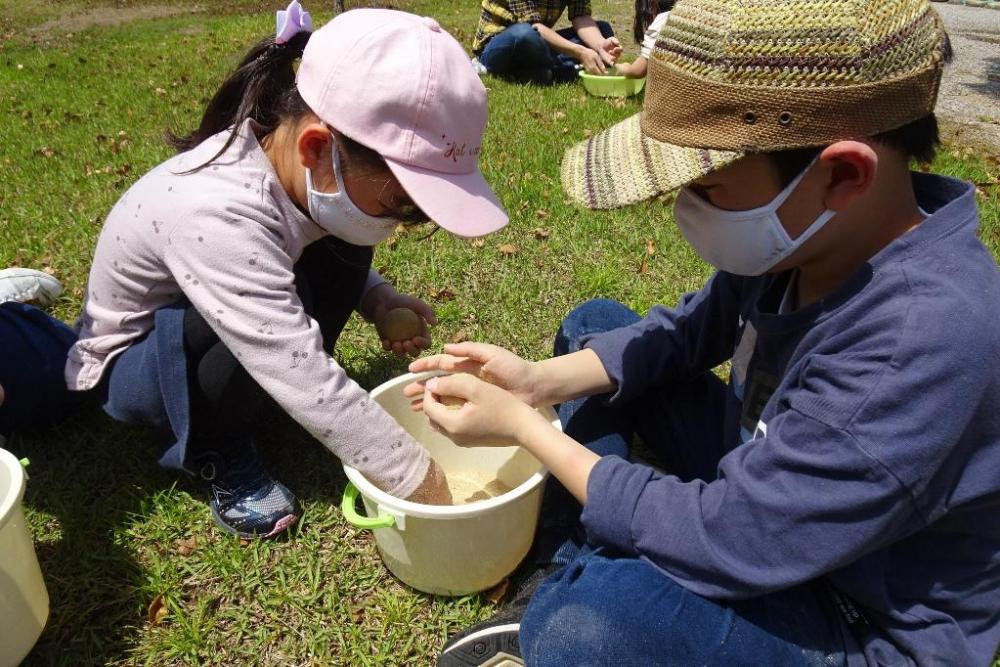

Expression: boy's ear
xmin=297 ymin=122 xmax=333 ymax=171
xmin=818 ymin=141 xmax=878 ymax=212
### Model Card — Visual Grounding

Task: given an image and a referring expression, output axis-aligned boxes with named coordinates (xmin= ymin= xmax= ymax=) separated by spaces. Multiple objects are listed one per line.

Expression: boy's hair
xmin=767 ymin=115 xmax=942 ymax=186
xmin=767 ymin=32 xmax=952 ymax=186
xmin=633 ymin=0 xmax=675 ymax=44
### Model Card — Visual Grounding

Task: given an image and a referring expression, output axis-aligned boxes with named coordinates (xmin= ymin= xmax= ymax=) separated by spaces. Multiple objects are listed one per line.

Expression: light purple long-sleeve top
xmin=66 ymin=120 xmax=430 ymax=498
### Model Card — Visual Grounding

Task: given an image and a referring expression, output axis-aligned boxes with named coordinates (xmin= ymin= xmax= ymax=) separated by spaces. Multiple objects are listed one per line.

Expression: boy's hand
xmin=576 ymin=47 xmax=607 ymax=74
xmin=404 ymin=458 xmax=452 ymax=505
xmin=405 ymin=342 xmax=542 ymax=407
xmin=599 ymin=36 xmax=622 ymax=65
xmin=420 ymin=373 xmax=544 ymax=447
xmin=366 ymin=285 xmax=436 ymax=357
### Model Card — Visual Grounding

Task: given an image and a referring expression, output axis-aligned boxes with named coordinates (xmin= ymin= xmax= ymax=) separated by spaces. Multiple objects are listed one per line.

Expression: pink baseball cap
xmin=296 ymin=8 xmax=508 ymax=238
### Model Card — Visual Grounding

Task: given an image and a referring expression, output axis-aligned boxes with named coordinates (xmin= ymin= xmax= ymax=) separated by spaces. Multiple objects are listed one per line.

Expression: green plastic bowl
xmin=578 ymin=69 xmax=646 ymax=97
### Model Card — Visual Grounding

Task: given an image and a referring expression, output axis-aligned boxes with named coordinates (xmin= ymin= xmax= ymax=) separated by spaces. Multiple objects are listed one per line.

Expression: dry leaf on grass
xmin=175 ymin=536 xmax=197 ymax=556
xmin=535 ymin=209 xmax=550 ymax=220
xmin=533 ymin=228 xmax=551 ymax=240
xmin=432 ymin=287 xmax=456 ymax=301
xmin=645 ymin=239 xmax=656 ymax=256
xmin=484 ymin=577 xmax=510 ymax=603
xmin=147 ymin=594 xmax=168 ymax=625
xmin=638 ymin=258 xmax=650 ymax=275
xmin=451 ymin=330 xmax=469 ymax=344
xmin=36 ymin=146 xmax=55 ymax=158
xmin=498 ymin=243 xmax=519 ymax=256
xmin=470 ymin=238 xmax=486 ymax=248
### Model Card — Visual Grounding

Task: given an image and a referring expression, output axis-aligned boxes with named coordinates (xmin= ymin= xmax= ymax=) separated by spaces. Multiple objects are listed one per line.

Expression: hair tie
xmin=275 ymin=0 xmax=313 ymax=45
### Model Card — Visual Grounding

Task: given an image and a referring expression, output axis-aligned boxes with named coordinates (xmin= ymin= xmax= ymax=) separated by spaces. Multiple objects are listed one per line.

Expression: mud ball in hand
xmin=380 ymin=307 xmax=422 ymax=341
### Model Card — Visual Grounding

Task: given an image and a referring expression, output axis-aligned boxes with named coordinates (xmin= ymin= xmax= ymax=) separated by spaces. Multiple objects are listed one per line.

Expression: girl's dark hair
xmin=167 ymin=30 xmax=313 ymax=170
xmin=634 ymin=0 xmax=674 ymax=44
xmin=167 ymin=29 xmax=431 ymax=224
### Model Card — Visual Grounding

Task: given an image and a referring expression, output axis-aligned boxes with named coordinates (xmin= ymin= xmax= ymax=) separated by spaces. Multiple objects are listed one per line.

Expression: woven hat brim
xmin=561 ymin=113 xmax=744 ymax=210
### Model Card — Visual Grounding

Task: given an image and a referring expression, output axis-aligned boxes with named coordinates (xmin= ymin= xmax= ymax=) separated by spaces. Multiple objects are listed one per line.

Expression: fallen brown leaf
xmin=175 ymin=536 xmax=197 ymax=556
xmin=451 ymin=329 xmax=469 ymax=344
xmin=498 ymin=243 xmax=519 ymax=256
xmin=645 ymin=239 xmax=656 ymax=256
xmin=147 ymin=594 xmax=168 ymax=625
xmin=432 ymin=287 xmax=456 ymax=301
xmin=535 ymin=209 xmax=550 ymax=219
xmin=638 ymin=258 xmax=649 ymax=274
xmin=36 ymin=146 xmax=55 ymax=158
xmin=484 ymin=577 xmax=510 ymax=603
xmin=533 ymin=228 xmax=551 ymax=240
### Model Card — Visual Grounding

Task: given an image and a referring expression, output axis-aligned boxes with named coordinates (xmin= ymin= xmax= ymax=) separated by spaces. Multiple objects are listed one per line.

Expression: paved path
xmin=935 ymin=3 xmax=1000 ymax=155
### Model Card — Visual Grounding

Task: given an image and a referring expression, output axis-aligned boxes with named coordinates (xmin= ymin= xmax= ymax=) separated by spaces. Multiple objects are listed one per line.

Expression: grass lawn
xmin=1 ymin=0 xmax=998 ymax=665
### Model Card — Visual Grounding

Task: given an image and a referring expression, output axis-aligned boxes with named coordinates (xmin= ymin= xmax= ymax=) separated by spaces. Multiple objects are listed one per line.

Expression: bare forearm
xmin=516 ymin=408 xmax=600 ymax=504
xmin=532 ymin=348 xmax=615 ymax=407
xmin=533 ymin=22 xmax=584 ymax=59
xmin=571 ymin=16 xmax=605 ymax=51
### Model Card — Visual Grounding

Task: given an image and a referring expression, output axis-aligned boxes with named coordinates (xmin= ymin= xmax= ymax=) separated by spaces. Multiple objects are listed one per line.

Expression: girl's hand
xmin=421 ymin=373 xmax=545 ymax=447
xmin=404 ymin=458 xmax=453 ymax=505
xmin=404 ymin=342 xmax=542 ymax=408
xmin=367 ymin=285 xmax=437 ymax=357
xmin=599 ymin=36 xmax=622 ymax=65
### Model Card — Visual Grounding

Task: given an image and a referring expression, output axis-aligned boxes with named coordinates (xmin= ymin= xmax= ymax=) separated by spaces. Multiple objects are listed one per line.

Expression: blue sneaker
xmin=195 ymin=450 xmax=300 ymax=539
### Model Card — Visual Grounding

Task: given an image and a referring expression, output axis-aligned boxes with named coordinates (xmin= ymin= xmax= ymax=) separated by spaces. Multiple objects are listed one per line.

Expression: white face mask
xmin=673 ymin=159 xmax=837 ymax=276
xmin=306 ymin=139 xmax=399 ymax=247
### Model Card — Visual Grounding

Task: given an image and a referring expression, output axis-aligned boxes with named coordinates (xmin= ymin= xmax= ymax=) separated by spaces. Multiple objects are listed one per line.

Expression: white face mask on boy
xmin=305 ymin=138 xmax=399 ymax=247
xmin=673 ymin=158 xmax=837 ymax=276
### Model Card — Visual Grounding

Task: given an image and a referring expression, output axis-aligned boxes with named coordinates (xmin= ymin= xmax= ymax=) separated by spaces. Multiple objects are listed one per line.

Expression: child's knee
xmin=505 ymin=22 xmax=540 ymax=43
xmin=505 ymin=22 xmax=547 ymax=57
xmin=555 ymin=299 xmax=638 ymax=355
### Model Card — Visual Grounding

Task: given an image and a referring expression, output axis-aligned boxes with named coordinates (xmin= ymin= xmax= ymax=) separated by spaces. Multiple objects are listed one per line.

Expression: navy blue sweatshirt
xmin=580 ymin=174 xmax=1000 ymax=665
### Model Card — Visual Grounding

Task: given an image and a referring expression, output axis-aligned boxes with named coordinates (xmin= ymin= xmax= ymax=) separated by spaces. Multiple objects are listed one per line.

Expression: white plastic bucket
xmin=0 ymin=449 xmax=49 ymax=667
xmin=342 ymin=372 xmax=556 ymax=596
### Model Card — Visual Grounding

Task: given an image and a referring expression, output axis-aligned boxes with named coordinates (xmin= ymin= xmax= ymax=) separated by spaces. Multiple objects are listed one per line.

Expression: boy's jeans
xmin=478 ymin=21 xmax=615 ymax=83
xmin=519 ymin=299 xmax=848 ymax=666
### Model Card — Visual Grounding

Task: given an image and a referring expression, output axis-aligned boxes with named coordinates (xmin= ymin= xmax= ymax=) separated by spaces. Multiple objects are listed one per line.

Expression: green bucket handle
xmin=341 ymin=482 xmax=395 ymax=529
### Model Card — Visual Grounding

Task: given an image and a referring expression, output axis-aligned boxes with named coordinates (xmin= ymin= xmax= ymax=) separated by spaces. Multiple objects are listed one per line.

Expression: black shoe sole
xmin=438 ymin=623 xmax=524 ymax=667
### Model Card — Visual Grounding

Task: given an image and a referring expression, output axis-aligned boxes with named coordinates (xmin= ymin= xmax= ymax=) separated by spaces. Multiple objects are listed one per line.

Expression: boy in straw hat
xmin=411 ymin=0 xmax=1000 ymax=664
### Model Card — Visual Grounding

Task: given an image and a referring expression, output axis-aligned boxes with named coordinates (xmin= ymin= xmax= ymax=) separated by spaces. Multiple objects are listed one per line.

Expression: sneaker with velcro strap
xmin=195 ymin=449 xmax=300 ymax=539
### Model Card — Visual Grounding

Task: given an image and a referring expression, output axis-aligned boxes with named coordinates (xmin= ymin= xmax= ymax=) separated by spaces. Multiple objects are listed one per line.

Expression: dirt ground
xmin=935 ymin=3 xmax=1000 ymax=156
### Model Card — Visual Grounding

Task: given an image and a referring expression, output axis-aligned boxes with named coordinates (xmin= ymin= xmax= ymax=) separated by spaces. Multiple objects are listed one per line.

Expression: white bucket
xmin=342 ymin=372 xmax=557 ymax=596
xmin=0 ymin=449 xmax=49 ymax=667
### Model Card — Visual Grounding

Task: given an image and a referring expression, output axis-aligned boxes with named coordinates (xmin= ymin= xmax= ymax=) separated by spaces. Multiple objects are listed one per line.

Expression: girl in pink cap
xmin=66 ymin=3 xmax=508 ymax=539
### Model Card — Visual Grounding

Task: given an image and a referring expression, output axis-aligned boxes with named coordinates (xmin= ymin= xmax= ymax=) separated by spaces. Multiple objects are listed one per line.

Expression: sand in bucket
xmin=447 ymin=470 xmax=513 ymax=505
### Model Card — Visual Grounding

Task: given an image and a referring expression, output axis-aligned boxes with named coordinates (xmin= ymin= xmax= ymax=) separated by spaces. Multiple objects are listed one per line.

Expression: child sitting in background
xmin=614 ymin=0 xmax=673 ymax=79
xmin=66 ymin=4 xmax=509 ymax=539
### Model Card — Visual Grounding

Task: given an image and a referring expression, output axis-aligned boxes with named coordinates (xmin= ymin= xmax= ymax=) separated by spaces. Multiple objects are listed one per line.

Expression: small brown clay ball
xmin=380 ymin=307 xmax=422 ymax=341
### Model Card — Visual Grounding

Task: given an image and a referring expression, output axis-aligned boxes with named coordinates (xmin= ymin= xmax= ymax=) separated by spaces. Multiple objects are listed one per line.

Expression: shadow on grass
xmin=256 ymin=350 xmax=416 ymax=509
xmin=13 ymin=412 xmax=175 ymax=666
xmin=10 ymin=349 xmax=425 ymax=665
